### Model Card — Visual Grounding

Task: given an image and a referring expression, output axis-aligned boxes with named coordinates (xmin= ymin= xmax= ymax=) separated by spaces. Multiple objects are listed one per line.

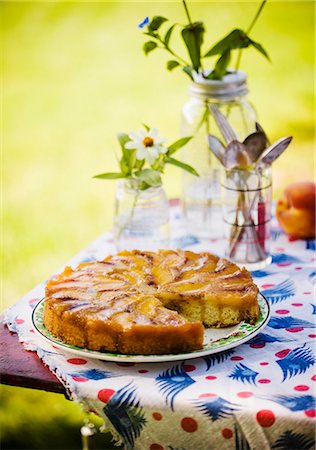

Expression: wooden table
xmin=0 ymin=320 xmax=68 ymax=396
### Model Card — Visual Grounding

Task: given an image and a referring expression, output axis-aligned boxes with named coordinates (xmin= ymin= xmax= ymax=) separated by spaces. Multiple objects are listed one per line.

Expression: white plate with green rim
xmin=32 ymin=294 xmax=270 ymax=363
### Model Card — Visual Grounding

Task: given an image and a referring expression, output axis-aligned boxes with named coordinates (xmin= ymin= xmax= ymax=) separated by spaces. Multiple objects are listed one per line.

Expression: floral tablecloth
xmin=3 ymin=205 xmax=316 ymax=450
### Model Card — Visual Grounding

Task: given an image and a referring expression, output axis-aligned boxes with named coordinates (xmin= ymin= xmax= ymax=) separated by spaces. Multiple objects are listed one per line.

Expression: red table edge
xmin=0 ymin=318 xmax=68 ymax=397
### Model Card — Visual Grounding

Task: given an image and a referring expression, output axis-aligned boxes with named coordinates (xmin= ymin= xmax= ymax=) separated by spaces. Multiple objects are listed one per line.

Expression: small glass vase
xmin=221 ymin=167 xmax=272 ymax=270
xmin=113 ymin=180 xmax=170 ymax=251
xmin=181 ymin=70 xmax=257 ymax=239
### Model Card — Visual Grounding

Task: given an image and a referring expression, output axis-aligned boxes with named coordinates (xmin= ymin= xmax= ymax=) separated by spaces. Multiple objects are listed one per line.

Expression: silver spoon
xmin=256 ymin=136 xmax=293 ymax=167
xmin=208 ymin=104 xmax=237 ymax=144
xmin=208 ymin=134 xmax=226 ymax=165
xmin=255 ymin=122 xmax=271 ymax=146
xmin=224 ymin=140 xmax=252 ymax=170
xmin=243 ymin=131 xmax=268 ymax=164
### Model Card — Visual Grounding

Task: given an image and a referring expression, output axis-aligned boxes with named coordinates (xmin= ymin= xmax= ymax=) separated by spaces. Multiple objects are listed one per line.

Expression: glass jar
xmin=113 ymin=180 xmax=170 ymax=251
xmin=181 ymin=70 xmax=257 ymax=239
xmin=221 ymin=167 xmax=272 ymax=271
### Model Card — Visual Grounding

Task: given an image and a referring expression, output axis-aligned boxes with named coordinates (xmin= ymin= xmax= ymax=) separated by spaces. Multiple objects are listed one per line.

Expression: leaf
xmin=149 ymin=16 xmax=167 ymax=32
xmin=182 ymin=65 xmax=194 ymax=80
xmin=134 ymin=168 xmax=162 ymax=186
xmin=181 ymin=21 xmax=205 ymax=72
xmin=249 ymin=39 xmax=270 ymax=61
xmin=117 ymin=132 xmax=130 ymax=151
xmin=116 ymin=132 xmax=135 ymax=175
xmin=142 ymin=123 xmax=150 ymax=132
xmin=212 ymin=49 xmax=231 ymax=79
xmin=165 ymin=157 xmax=199 ymax=176
xmin=117 ymin=132 xmax=132 ymax=161
xmin=93 ymin=172 xmax=125 ymax=180
xmin=204 ymin=29 xmax=250 ymax=58
xmin=143 ymin=41 xmax=157 ymax=55
xmin=135 ymin=158 xmax=145 ymax=170
xmin=167 ymin=136 xmax=192 ymax=155
xmin=120 ymin=158 xmax=130 ymax=176
xmin=142 ymin=31 xmax=155 ymax=37
xmin=164 ymin=24 xmax=175 ymax=47
xmin=166 ymin=60 xmax=180 ymax=71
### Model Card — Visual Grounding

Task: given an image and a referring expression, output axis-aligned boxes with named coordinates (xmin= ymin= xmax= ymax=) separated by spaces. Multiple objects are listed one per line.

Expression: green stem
xmin=246 ymin=0 xmax=267 ymax=35
xmin=193 ymin=103 xmax=209 ymax=135
xmin=152 ymin=154 xmax=164 ymax=171
xmin=117 ymin=186 xmax=140 ymax=241
xmin=235 ymin=0 xmax=267 ymax=71
xmin=158 ymin=38 xmax=189 ymax=66
xmin=182 ymin=0 xmax=193 ymax=25
xmin=235 ymin=51 xmax=242 ymax=72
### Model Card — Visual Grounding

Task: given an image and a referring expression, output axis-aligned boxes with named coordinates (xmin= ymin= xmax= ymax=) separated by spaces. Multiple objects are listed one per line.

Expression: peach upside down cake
xmin=43 ymin=250 xmax=260 ymax=354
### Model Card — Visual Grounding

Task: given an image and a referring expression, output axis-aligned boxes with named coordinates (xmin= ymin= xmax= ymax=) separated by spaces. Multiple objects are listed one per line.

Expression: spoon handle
xmin=208 ymin=104 xmax=237 ymax=144
xmin=257 ymin=136 xmax=292 ymax=167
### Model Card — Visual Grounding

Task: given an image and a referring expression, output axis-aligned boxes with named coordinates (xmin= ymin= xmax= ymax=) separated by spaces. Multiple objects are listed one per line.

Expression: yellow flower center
xmin=142 ymin=136 xmax=154 ymax=147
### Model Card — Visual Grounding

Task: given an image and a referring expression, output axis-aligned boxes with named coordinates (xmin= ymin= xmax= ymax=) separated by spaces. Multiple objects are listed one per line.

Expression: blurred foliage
xmin=1 ymin=1 xmax=314 ymax=449
xmin=1 ymin=385 xmax=122 ymax=449
xmin=2 ymin=0 xmax=314 ymax=310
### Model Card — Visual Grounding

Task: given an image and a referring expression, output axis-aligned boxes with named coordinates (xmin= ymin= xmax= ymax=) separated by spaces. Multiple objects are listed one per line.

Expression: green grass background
xmin=1 ymin=1 xmax=315 ymax=449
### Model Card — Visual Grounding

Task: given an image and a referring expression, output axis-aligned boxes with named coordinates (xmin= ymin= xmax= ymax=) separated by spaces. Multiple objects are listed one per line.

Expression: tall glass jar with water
xmin=181 ymin=70 xmax=257 ymax=239
xmin=114 ymin=180 xmax=170 ymax=251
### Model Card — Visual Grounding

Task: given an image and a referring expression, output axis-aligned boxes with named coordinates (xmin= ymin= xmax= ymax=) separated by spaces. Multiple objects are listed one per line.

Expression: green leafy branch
xmin=141 ymin=0 xmax=269 ymax=80
xmin=142 ymin=16 xmax=193 ymax=78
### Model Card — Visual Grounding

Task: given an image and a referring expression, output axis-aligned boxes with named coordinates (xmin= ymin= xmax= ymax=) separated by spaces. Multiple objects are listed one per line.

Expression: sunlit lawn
xmin=2 ymin=1 xmax=314 ymax=448
xmin=1 ymin=385 xmax=122 ymax=449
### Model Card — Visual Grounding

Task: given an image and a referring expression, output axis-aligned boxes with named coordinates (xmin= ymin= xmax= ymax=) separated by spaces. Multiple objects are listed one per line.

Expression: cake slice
xmin=156 ymin=252 xmax=259 ymax=327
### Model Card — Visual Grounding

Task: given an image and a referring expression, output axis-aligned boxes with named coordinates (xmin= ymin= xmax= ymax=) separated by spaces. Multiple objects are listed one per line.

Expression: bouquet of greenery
xmin=139 ymin=0 xmax=269 ymax=81
xmin=94 ymin=125 xmax=198 ymax=189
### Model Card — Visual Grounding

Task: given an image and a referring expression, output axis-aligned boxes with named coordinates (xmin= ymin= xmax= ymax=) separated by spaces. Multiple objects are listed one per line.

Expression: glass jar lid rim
xmin=189 ymin=70 xmax=249 ymax=99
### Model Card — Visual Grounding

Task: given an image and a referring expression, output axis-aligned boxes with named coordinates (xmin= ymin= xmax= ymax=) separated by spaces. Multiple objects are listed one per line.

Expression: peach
xmin=276 ymin=181 xmax=316 ymax=239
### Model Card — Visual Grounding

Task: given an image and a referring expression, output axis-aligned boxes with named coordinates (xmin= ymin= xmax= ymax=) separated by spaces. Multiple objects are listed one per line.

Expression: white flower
xmin=125 ymin=128 xmax=167 ymax=165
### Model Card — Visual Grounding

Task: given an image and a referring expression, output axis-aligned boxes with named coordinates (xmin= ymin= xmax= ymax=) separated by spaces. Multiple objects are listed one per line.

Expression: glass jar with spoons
xmin=209 ymin=104 xmax=292 ymax=270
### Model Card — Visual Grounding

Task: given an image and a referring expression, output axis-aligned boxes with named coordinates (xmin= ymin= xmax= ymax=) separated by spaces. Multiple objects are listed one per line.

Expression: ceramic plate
xmin=32 ymin=294 xmax=270 ymax=363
